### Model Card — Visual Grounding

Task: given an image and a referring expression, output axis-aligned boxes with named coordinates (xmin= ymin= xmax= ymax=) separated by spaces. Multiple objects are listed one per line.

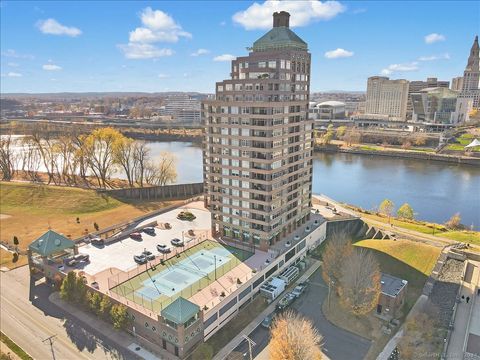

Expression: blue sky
xmin=1 ymin=1 xmax=478 ymax=93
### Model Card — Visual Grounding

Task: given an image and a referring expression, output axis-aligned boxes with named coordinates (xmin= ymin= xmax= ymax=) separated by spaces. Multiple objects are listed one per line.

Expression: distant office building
xmin=451 ymin=76 xmax=464 ymax=91
xmin=411 ymin=87 xmax=458 ymax=123
xmin=406 ymin=78 xmax=449 ymax=120
xmin=309 ymin=101 xmax=345 ymax=120
xmin=164 ymin=95 xmax=201 ymax=124
xmin=365 ymin=76 xmax=409 ymax=121
xmin=454 ymin=36 xmax=480 ymax=122
xmin=202 ymin=11 xmax=313 ymax=250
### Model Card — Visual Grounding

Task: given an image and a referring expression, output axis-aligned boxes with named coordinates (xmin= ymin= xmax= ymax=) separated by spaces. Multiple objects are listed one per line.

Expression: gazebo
xmin=28 ymin=230 xmax=77 ymax=281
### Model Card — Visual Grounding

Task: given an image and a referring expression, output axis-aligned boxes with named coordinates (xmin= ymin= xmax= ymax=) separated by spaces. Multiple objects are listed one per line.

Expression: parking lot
xmin=78 ymin=204 xmax=211 ymax=275
xmin=234 ymin=268 xmax=371 ymax=360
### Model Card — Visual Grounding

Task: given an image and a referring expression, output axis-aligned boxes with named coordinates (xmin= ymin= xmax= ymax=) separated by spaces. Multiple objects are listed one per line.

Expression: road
xmin=0 ymin=266 xmax=127 ymax=360
xmin=232 ymin=270 xmax=371 ymax=360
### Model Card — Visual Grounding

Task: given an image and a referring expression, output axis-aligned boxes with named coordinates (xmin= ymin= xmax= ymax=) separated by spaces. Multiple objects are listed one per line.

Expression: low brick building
xmin=376 ymin=273 xmax=408 ymax=320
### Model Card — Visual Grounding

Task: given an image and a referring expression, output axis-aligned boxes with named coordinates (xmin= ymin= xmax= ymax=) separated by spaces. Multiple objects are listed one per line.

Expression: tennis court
xmin=110 ymin=240 xmax=253 ymax=312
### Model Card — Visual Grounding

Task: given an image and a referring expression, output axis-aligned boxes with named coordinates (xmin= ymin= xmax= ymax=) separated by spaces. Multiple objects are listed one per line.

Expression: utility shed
xmin=376 ymin=273 xmax=408 ymax=320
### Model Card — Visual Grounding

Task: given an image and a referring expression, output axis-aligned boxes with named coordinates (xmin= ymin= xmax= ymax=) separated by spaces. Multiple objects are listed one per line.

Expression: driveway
xmin=233 ymin=269 xmax=371 ymax=360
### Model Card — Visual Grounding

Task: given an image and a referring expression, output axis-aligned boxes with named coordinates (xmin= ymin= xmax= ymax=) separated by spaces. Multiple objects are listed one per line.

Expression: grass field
xmin=0 ymin=182 xmax=175 ymax=268
xmin=355 ymin=239 xmax=440 ymax=312
xmin=0 ymin=332 xmax=33 ymax=360
xmin=361 ymin=212 xmax=480 ymax=245
xmin=111 ymin=240 xmax=253 ymax=313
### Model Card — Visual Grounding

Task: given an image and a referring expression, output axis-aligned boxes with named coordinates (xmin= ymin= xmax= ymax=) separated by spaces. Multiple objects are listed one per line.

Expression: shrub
xmin=177 ymin=211 xmax=196 ymax=221
xmin=13 ymin=236 xmax=19 ymax=246
xmin=12 ymin=253 xmax=18 ymax=263
xmin=93 ymin=222 xmax=99 ymax=231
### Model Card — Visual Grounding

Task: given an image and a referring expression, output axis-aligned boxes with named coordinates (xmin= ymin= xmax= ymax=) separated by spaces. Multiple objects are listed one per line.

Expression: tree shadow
xmin=63 ymin=318 xmax=98 ymax=353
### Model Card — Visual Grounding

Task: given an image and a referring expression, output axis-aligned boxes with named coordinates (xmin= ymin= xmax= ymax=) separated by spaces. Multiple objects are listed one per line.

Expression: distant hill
xmin=0 ymin=92 xmax=212 ymax=100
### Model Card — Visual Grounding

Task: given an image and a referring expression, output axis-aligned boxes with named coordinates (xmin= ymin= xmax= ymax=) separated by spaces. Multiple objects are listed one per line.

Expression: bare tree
xmin=133 ymin=142 xmax=150 ymax=187
xmin=321 ymin=231 xmax=354 ymax=287
xmin=28 ymin=133 xmax=59 ymax=185
xmin=23 ymin=139 xmax=42 ymax=182
xmin=143 ymin=152 xmax=176 ymax=186
xmin=0 ymin=134 xmax=17 ymax=180
xmin=114 ymin=138 xmax=136 ymax=187
xmin=270 ymin=310 xmax=323 ymax=360
xmin=338 ymin=248 xmax=381 ymax=316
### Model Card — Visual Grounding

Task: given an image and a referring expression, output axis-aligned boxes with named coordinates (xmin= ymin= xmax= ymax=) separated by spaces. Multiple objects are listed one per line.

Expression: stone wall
xmin=100 ymin=183 xmax=204 ymax=201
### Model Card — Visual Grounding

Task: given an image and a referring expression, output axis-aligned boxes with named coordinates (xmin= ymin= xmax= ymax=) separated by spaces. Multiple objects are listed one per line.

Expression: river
xmin=4 ymin=137 xmax=479 ymax=228
xmin=147 ymin=141 xmax=480 ymax=229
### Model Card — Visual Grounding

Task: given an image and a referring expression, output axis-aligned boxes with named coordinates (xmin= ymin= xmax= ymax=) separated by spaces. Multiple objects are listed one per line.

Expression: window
xmin=204 ymin=313 xmax=218 ymax=328
xmin=268 ymin=61 xmax=276 ymax=68
xmin=258 ymin=61 xmax=266 ymax=68
xmin=238 ymin=286 xmax=252 ymax=300
xmin=253 ymin=275 xmax=265 ymax=289
xmin=225 ymin=84 xmax=233 ymax=91
xmin=218 ymin=85 xmax=223 ymax=92
xmin=219 ymin=298 xmax=237 ymax=317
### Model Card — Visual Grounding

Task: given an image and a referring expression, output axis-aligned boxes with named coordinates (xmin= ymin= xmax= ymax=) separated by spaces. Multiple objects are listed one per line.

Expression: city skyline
xmin=1 ymin=0 xmax=479 ymax=93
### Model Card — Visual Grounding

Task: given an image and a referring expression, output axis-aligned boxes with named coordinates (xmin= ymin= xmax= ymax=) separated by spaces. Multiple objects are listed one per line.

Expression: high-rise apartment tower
xmin=202 ymin=11 xmax=313 ymax=251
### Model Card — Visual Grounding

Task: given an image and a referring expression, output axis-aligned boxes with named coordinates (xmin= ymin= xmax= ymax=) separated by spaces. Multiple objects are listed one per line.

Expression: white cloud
xmin=424 ymin=33 xmax=446 ymax=44
xmin=213 ymin=54 xmax=236 ymax=62
xmin=381 ymin=62 xmax=419 ymax=75
xmin=158 ymin=73 xmax=169 ymax=78
xmin=1 ymin=49 xmax=34 ymax=59
xmin=128 ymin=7 xmax=191 ymax=43
xmin=233 ymin=0 xmax=345 ymax=30
xmin=220 ymin=21 xmax=227 ymax=26
xmin=324 ymin=48 xmax=353 ymax=59
xmin=117 ymin=43 xmax=174 ymax=59
xmin=7 ymin=62 xmax=19 ymax=67
xmin=4 ymin=72 xmax=23 ymax=77
xmin=418 ymin=53 xmax=450 ymax=61
xmin=37 ymin=18 xmax=82 ymax=37
xmin=42 ymin=64 xmax=62 ymax=71
xmin=191 ymin=48 xmax=210 ymax=56
xmin=120 ymin=7 xmax=190 ymax=59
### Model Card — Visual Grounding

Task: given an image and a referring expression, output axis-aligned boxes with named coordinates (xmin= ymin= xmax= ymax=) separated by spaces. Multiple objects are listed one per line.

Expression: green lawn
xmin=0 ymin=332 xmax=33 ymax=360
xmin=0 ymin=182 xmax=123 ymax=215
xmin=361 ymin=212 xmax=480 ymax=245
xmin=355 ymin=239 xmax=440 ymax=313
xmin=111 ymin=240 xmax=253 ymax=313
xmin=355 ymin=239 xmax=440 ymax=276
xmin=0 ymin=182 xmax=174 ymax=266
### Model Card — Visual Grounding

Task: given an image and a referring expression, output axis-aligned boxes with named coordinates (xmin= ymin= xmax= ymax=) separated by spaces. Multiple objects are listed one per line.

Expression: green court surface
xmin=110 ymin=240 xmax=253 ymax=313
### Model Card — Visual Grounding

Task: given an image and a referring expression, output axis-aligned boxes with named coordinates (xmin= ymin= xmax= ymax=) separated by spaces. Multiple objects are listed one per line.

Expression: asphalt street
xmin=232 ymin=269 xmax=371 ymax=360
xmin=0 ymin=265 xmax=130 ymax=360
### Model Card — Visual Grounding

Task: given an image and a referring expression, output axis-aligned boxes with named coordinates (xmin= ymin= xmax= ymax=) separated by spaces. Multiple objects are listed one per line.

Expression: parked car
xmin=171 ymin=238 xmax=184 ymax=247
xmin=134 ymin=255 xmax=147 ymax=264
xmin=142 ymin=250 xmax=155 ymax=261
xmin=91 ymin=237 xmax=104 ymax=246
xmin=143 ymin=227 xmax=156 ymax=235
xmin=130 ymin=232 xmax=142 ymax=240
xmin=91 ymin=281 xmax=99 ymax=289
xmin=64 ymin=258 xmax=77 ymax=267
xmin=291 ymin=283 xmax=307 ymax=298
xmin=276 ymin=292 xmax=296 ymax=311
xmin=157 ymin=244 xmax=172 ymax=254
xmin=261 ymin=313 xmax=275 ymax=328
xmin=74 ymin=254 xmax=90 ymax=263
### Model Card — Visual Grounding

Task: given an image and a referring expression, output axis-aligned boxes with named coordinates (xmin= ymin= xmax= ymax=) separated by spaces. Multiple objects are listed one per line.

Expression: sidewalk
xmin=213 ymin=259 xmax=321 ymax=360
xmin=446 ymin=261 xmax=479 ymax=359
xmin=49 ymin=292 xmax=165 ymax=360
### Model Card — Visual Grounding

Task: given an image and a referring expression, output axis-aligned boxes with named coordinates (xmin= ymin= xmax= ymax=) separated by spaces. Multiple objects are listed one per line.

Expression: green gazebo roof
xmin=28 ymin=230 xmax=75 ymax=256
xmin=161 ymin=297 xmax=200 ymax=324
xmin=252 ymin=26 xmax=307 ymax=52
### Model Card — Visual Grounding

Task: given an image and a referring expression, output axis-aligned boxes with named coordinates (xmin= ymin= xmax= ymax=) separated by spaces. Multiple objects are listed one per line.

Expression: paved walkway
xmin=212 ymin=259 xmax=321 ymax=360
xmin=447 ymin=261 xmax=480 ymax=359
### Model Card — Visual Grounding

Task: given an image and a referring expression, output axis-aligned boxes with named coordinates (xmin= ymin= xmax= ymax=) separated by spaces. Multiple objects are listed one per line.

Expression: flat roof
xmin=381 ymin=273 xmax=407 ymax=297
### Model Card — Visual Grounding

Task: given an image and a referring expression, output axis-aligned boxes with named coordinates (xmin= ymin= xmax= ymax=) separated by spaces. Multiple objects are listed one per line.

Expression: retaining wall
xmin=99 ymin=182 xmax=204 ymax=201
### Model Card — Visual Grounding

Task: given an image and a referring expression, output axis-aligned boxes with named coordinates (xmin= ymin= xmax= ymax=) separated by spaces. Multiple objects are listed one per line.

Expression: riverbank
xmin=314 ymin=145 xmax=480 ymax=166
